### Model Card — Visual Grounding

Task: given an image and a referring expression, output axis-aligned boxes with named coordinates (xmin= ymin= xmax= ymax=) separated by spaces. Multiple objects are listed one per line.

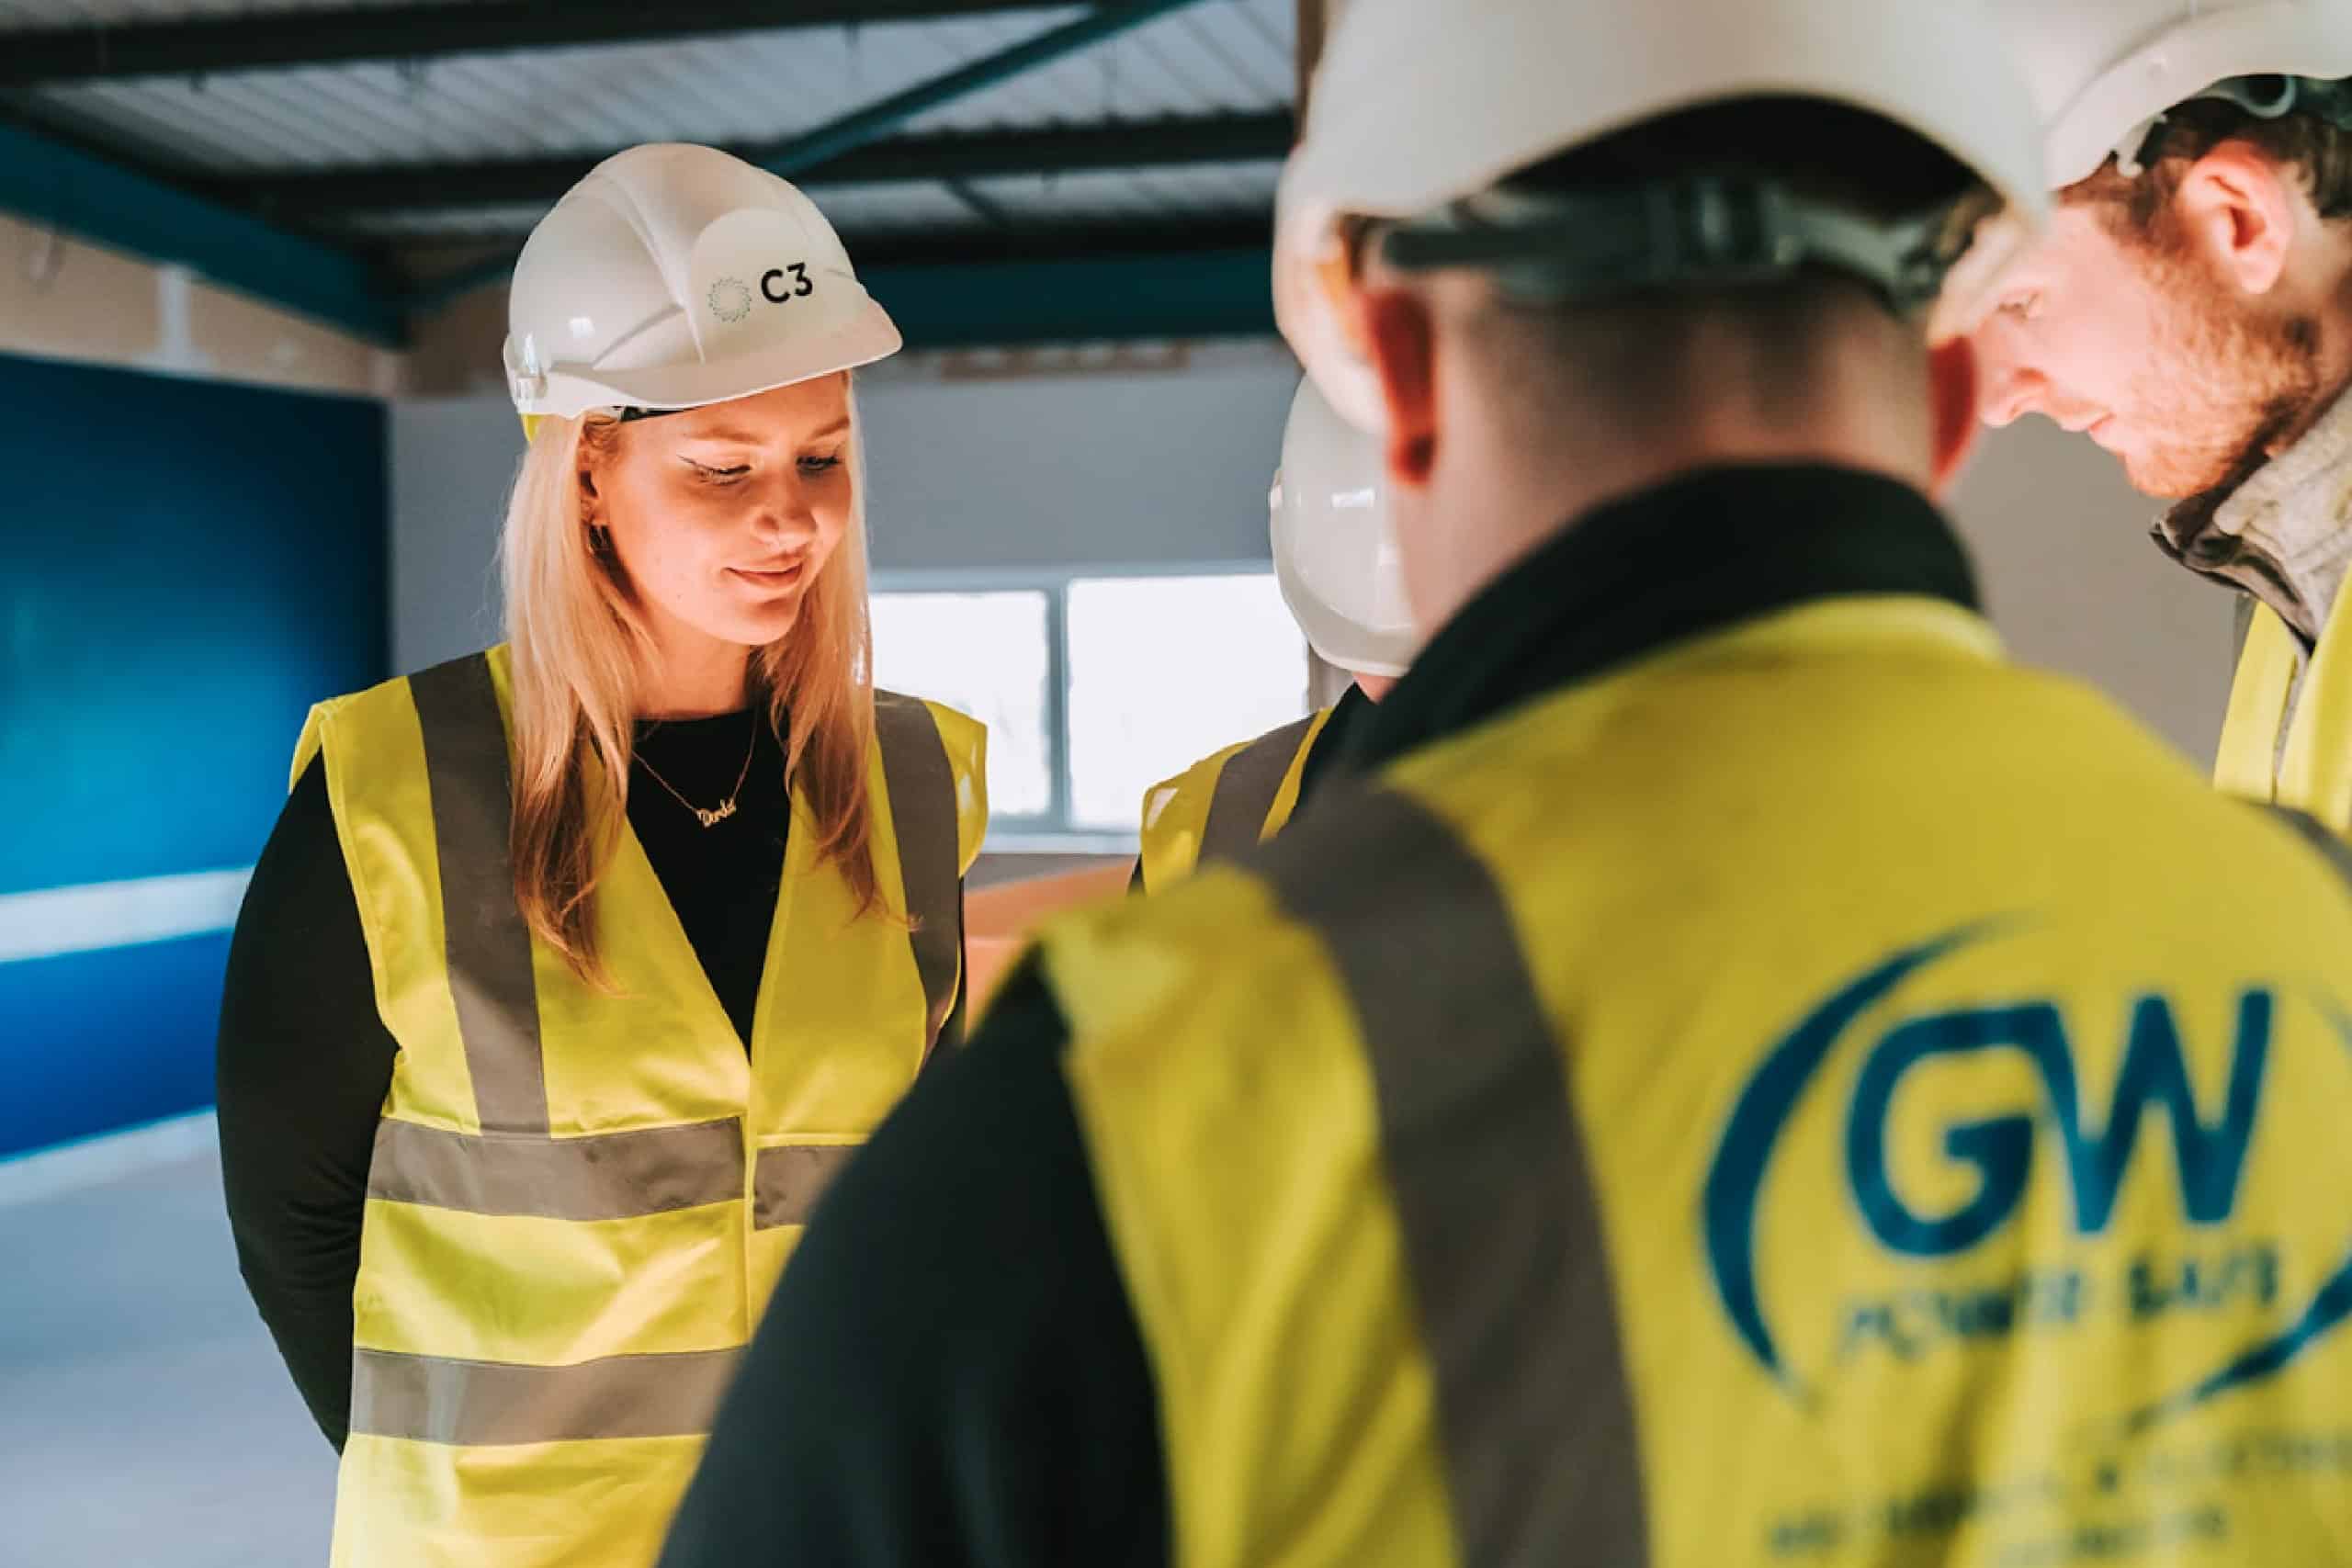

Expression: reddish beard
xmin=2114 ymin=207 xmax=2328 ymax=499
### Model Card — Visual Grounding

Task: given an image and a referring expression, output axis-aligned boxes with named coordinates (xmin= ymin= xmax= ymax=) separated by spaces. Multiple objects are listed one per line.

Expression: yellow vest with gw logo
xmin=1136 ymin=706 xmax=1337 ymax=892
xmin=1042 ymin=597 xmax=2352 ymax=1567
xmin=294 ymin=647 xmax=985 ymax=1568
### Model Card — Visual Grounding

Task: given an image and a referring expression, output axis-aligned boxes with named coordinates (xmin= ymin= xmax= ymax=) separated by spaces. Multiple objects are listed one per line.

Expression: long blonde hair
xmin=501 ymin=387 xmax=883 ymax=980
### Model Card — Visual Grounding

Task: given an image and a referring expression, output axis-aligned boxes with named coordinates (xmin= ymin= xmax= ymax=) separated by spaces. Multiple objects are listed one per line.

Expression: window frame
xmin=869 ymin=559 xmax=1299 ymax=853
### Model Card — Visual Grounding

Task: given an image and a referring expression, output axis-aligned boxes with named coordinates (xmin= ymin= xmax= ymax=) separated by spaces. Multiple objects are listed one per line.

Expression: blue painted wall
xmin=0 ymin=352 xmax=387 ymax=1157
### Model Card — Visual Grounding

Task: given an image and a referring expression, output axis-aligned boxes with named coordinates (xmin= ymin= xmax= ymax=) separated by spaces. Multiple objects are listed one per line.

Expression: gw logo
xmin=1845 ymin=991 xmax=2267 ymax=1256
xmin=1702 ymin=921 xmax=2352 ymax=1419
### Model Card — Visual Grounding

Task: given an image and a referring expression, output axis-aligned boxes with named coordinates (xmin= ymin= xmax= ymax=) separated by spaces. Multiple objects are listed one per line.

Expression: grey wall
xmin=390 ymin=347 xmax=2234 ymax=762
xmin=857 ymin=357 xmax=1296 ymax=575
xmin=389 ymin=351 xmax=1302 ymax=671
xmin=1949 ymin=417 xmax=2233 ymax=762
xmin=390 ymin=395 xmax=513 ymax=674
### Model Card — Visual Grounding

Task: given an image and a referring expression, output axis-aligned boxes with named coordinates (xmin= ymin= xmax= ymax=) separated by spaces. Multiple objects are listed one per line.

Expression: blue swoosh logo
xmin=1701 ymin=920 xmax=2003 ymax=1393
xmin=1709 ymin=938 xmax=2352 ymax=1430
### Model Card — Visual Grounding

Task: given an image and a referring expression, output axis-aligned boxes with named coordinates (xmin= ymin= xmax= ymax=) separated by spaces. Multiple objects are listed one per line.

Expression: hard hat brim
xmin=511 ymin=296 xmax=902 ymax=420
xmin=2040 ymin=4 xmax=2352 ymax=188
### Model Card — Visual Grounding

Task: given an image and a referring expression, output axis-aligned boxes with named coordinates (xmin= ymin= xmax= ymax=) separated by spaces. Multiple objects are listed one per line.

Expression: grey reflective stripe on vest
xmin=2267 ymin=804 xmax=2352 ymax=897
xmin=349 ymin=1346 xmax=741 ymax=1447
xmin=873 ymin=692 xmax=963 ymax=1049
xmin=1257 ymin=786 xmax=1651 ymax=1566
xmin=1198 ymin=714 xmax=1319 ymax=867
xmin=368 ymin=1116 xmax=742 ymax=1221
xmin=408 ymin=653 xmax=549 ymax=1135
xmin=751 ymin=1144 xmax=857 ymax=1230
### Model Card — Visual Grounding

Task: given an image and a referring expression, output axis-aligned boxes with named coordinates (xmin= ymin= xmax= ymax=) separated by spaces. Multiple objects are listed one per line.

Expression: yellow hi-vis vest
xmin=2215 ymin=599 xmax=2352 ymax=831
xmin=293 ymin=647 xmax=985 ymax=1568
xmin=1039 ymin=597 xmax=2352 ymax=1568
xmin=1136 ymin=706 xmax=1338 ymax=891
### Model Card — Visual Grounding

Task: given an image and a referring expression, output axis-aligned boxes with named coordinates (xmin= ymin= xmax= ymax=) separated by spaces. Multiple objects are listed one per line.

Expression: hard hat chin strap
xmin=1377 ymin=175 xmax=1983 ymax=318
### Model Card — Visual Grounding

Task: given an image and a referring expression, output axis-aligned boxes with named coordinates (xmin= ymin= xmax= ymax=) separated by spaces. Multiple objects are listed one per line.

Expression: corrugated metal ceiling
xmin=0 ymin=2 xmax=1291 ymax=186
xmin=18 ymin=14 xmax=1108 ymax=173
xmin=0 ymin=0 xmax=1291 ymax=334
xmin=342 ymin=159 xmax=1279 ymax=231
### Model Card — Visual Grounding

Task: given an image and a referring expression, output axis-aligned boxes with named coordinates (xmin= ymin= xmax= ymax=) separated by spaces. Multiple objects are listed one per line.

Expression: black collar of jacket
xmin=1351 ymin=462 xmax=1984 ymax=773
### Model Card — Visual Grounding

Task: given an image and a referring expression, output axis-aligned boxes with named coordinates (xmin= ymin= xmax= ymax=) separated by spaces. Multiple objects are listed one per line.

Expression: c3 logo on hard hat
xmin=1701 ymin=919 xmax=2352 ymax=1431
xmin=707 ymin=265 xmax=814 ymax=324
xmin=762 ymin=264 xmax=815 ymax=303
xmin=707 ymin=277 xmax=755 ymax=324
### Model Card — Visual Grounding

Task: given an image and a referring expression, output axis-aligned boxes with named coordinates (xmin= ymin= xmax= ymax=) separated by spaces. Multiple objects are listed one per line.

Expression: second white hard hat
xmin=1986 ymin=0 xmax=2352 ymax=189
xmin=504 ymin=143 xmax=901 ymax=425
xmin=1274 ymin=0 xmax=2051 ymax=430
xmin=1270 ymin=377 xmax=1416 ymax=679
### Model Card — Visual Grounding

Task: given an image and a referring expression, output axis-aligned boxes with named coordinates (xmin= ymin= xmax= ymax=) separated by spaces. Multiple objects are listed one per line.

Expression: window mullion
xmin=1046 ymin=581 xmax=1074 ymax=833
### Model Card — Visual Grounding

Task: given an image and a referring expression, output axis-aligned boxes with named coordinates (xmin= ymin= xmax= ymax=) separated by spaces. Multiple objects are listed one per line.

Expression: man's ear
xmin=1927 ymin=333 xmax=1982 ymax=497
xmin=1361 ymin=288 xmax=1439 ymax=488
xmin=2172 ymin=139 xmax=2300 ymax=298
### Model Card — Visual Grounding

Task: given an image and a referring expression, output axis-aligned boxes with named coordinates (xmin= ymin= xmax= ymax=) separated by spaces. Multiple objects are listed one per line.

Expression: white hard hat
xmin=1270 ymin=377 xmax=1416 ymax=679
xmin=504 ymin=143 xmax=900 ymax=426
xmin=1986 ymin=0 xmax=2352 ymax=189
xmin=1275 ymin=0 xmax=2052 ymax=430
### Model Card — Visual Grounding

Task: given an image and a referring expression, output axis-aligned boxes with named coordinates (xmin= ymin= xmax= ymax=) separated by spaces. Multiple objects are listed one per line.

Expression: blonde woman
xmin=216 ymin=144 xmax=986 ymax=1568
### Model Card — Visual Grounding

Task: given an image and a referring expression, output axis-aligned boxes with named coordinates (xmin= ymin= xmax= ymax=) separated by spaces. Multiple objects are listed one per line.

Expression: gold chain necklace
xmin=634 ymin=726 xmax=758 ymax=829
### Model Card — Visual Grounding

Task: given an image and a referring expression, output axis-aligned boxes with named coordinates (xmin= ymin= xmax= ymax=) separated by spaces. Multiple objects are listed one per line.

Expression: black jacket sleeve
xmin=660 ymin=960 xmax=1170 ymax=1568
xmin=216 ymin=755 xmax=398 ymax=1452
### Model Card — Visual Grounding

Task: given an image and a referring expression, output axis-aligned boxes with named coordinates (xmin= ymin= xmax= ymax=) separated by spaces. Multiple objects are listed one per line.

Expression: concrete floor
xmin=0 ymin=1152 xmax=335 ymax=1568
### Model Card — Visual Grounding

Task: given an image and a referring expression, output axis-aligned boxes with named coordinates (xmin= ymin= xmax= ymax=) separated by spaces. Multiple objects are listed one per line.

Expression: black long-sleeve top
xmin=217 ymin=708 xmax=825 ymax=1450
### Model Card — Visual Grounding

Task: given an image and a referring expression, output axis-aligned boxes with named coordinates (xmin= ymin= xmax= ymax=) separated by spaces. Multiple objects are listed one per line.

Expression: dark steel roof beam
xmin=0 ymin=1 xmax=1093 ymax=88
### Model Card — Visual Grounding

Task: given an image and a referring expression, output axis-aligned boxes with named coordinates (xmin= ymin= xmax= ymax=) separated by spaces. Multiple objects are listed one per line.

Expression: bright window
xmin=869 ymin=590 xmax=1053 ymax=818
xmin=1064 ymin=575 xmax=1308 ymax=830
xmin=869 ymin=572 xmax=1309 ymax=841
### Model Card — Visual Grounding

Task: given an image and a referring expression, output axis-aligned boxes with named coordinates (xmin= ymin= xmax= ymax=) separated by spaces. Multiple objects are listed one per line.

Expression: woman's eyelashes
xmin=680 ymin=452 xmax=843 ymax=485
xmin=683 ymin=458 xmax=751 ymax=486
